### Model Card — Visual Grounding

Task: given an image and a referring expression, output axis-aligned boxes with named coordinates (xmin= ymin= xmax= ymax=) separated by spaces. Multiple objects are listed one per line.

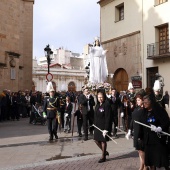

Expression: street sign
xmin=131 ymin=76 xmax=142 ymax=88
xmin=46 ymin=73 xmax=53 ymax=82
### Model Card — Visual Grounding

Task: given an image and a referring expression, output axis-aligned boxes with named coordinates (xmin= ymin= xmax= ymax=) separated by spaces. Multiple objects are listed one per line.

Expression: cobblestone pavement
xmin=0 ymin=118 xmax=139 ymax=170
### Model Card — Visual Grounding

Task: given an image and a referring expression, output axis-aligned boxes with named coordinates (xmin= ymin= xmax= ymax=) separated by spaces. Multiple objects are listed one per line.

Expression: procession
xmin=1 ymin=0 xmax=170 ymax=170
xmin=1 ymin=36 xmax=170 ymax=170
xmin=37 ymin=37 xmax=170 ymax=169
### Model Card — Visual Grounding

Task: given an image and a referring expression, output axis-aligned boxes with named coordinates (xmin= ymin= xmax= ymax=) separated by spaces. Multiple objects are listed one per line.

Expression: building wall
xmin=99 ymin=0 xmax=170 ymax=92
xmin=0 ymin=0 xmax=34 ymax=91
xmin=100 ymin=0 xmax=142 ymax=42
xmin=142 ymin=0 xmax=170 ymax=91
xmin=33 ymin=67 xmax=86 ymax=93
xmin=102 ymin=32 xmax=141 ymax=82
xmin=99 ymin=0 xmax=142 ymax=89
xmin=70 ymin=57 xmax=84 ymax=70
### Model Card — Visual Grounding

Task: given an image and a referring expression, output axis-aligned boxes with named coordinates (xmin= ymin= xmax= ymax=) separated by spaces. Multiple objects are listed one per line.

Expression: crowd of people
xmin=0 ymin=85 xmax=170 ymax=169
xmin=0 ymin=89 xmax=78 ymax=123
xmin=0 ymin=89 xmax=44 ymax=122
xmin=40 ymin=81 xmax=170 ymax=170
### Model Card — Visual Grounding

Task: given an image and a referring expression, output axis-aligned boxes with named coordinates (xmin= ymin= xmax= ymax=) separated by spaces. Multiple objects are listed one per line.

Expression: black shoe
xmin=49 ymin=136 xmax=53 ymax=141
xmin=98 ymin=158 xmax=106 ymax=163
xmin=54 ymin=134 xmax=58 ymax=139
xmin=79 ymin=134 xmax=82 ymax=137
xmin=113 ymin=133 xmax=118 ymax=138
xmin=84 ymin=137 xmax=88 ymax=141
xmin=105 ymin=151 xmax=109 ymax=156
xmin=89 ymin=131 xmax=93 ymax=135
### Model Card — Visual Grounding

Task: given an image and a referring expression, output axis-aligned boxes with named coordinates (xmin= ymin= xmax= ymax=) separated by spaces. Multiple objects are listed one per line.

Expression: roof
xmin=42 ymin=63 xmax=67 ymax=69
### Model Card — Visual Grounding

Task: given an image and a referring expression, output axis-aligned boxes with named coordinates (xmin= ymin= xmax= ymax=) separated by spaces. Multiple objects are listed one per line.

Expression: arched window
xmin=68 ymin=81 xmax=76 ymax=91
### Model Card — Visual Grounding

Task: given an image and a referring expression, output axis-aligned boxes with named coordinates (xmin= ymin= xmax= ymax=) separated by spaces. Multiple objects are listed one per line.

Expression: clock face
xmin=10 ymin=59 xmax=16 ymax=67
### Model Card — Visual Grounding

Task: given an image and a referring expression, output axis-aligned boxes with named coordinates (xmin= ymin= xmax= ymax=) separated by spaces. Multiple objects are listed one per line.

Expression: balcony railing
xmin=147 ymin=40 xmax=170 ymax=59
xmin=154 ymin=0 xmax=168 ymax=6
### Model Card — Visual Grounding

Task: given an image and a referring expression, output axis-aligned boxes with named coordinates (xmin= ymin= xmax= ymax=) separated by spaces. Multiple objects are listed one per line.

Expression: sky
xmin=33 ymin=0 xmax=100 ymax=58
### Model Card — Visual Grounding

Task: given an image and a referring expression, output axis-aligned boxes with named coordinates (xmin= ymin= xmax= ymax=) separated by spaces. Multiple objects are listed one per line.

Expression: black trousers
xmin=77 ymin=119 xmax=83 ymax=135
xmin=82 ymin=114 xmax=88 ymax=138
xmin=11 ymin=106 xmax=19 ymax=120
xmin=47 ymin=118 xmax=57 ymax=138
xmin=1 ymin=106 xmax=6 ymax=121
xmin=122 ymin=116 xmax=131 ymax=131
xmin=87 ymin=111 xmax=94 ymax=133
xmin=112 ymin=116 xmax=118 ymax=135
xmin=60 ymin=109 xmax=65 ymax=128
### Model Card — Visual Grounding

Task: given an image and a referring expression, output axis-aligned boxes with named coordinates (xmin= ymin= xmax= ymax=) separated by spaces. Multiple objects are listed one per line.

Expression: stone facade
xmin=102 ymin=31 xmax=141 ymax=82
xmin=0 ymin=0 xmax=34 ymax=92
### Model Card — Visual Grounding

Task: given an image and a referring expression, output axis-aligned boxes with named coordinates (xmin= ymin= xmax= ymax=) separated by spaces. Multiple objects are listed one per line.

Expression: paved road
xmin=0 ymin=118 xmax=139 ymax=170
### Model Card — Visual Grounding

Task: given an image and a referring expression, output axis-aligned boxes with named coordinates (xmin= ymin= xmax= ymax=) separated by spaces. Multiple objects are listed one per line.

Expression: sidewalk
xmin=4 ymin=151 xmax=139 ymax=170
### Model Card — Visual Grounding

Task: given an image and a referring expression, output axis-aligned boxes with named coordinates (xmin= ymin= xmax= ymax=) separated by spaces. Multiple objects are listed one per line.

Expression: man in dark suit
xmin=110 ymin=88 xmax=120 ymax=137
xmin=87 ymin=91 xmax=95 ymax=135
xmin=79 ymin=87 xmax=95 ymax=140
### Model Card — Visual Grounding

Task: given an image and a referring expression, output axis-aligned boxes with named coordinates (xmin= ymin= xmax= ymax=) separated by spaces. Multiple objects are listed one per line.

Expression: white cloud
xmin=33 ymin=0 xmax=100 ymax=58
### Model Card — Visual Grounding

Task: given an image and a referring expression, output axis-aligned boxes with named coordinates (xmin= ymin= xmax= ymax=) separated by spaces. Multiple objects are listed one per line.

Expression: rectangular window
xmin=119 ymin=6 xmax=124 ymax=20
xmin=115 ymin=3 xmax=124 ymax=22
xmin=158 ymin=25 xmax=169 ymax=55
xmin=11 ymin=68 xmax=16 ymax=80
xmin=147 ymin=67 xmax=158 ymax=88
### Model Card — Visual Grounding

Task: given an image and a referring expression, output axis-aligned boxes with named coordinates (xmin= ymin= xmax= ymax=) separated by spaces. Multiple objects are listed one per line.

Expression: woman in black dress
xmin=143 ymin=94 xmax=169 ymax=170
xmin=127 ymin=94 xmax=147 ymax=170
xmin=94 ymin=90 xmax=111 ymax=163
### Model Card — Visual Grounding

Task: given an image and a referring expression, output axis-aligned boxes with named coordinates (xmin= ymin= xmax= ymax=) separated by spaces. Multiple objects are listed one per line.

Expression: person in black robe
xmin=127 ymin=94 xmax=146 ymax=170
xmin=93 ymin=90 xmax=111 ymax=163
xmin=142 ymin=94 xmax=169 ymax=170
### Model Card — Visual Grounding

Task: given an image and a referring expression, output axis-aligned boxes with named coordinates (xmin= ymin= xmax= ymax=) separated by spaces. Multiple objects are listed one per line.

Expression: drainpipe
xmin=141 ymin=0 xmax=145 ymax=88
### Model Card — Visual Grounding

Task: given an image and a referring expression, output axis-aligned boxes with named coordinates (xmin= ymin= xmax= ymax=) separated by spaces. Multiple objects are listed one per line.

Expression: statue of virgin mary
xmin=89 ymin=37 xmax=108 ymax=84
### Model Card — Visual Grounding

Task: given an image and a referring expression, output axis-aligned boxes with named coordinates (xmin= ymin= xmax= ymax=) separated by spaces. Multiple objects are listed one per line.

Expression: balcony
xmin=147 ymin=40 xmax=170 ymax=59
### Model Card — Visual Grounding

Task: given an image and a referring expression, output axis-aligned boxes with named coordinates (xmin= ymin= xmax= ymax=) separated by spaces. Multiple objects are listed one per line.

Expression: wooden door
xmin=113 ymin=68 xmax=128 ymax=92
xmin=68 ymin=82 xmax=76 ymax=92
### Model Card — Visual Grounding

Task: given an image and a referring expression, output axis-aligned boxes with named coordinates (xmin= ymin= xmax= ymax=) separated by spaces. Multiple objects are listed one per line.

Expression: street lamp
xmin=44 ymin=44 xmax=53 ymax=73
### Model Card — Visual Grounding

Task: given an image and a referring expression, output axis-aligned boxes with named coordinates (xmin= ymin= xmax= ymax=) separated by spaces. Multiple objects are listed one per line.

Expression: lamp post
xmin=85 ymin=62 xmax=90 ymax=79
xmin=44 ymin=44 xmax=53 ymax=73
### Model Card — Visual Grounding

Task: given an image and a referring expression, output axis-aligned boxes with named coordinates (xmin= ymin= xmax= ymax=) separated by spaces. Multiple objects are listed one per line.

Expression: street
xmin=0 ymin=118 xmax=139 ymax=170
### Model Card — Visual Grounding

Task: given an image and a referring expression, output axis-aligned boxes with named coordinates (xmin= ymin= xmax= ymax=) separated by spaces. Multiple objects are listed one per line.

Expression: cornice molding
xmin=22 ymin=0 xmax=34 ymax=4
xmin=97 ymin=0 xmax=115 ymax=7
xmin=101 ymin=31 xmax=141 ymax=44
xmin=6 ymin=51 xmax=20 ymax=58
